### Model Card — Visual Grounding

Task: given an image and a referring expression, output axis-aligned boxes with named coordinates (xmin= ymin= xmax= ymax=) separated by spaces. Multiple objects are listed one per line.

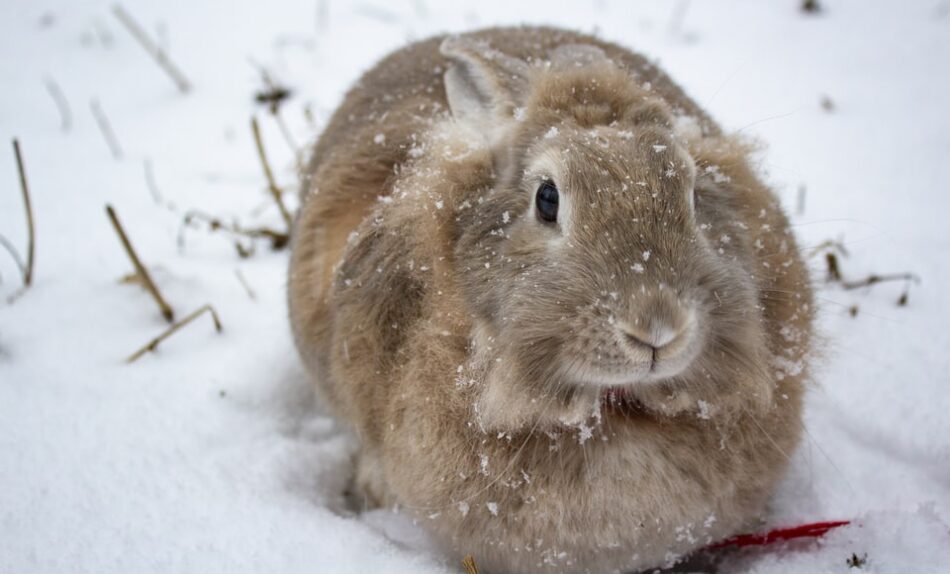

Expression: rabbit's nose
xmin=620 ymin=323 xmax=678 ymax=351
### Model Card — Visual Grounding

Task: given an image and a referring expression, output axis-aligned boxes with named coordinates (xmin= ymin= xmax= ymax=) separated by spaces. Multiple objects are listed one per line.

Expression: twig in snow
xmin=461 ymin=555 xmax=480 ymax=574
xmin=90 ymin=98 xmax=123 ymax=159
xmin=847 ymin=552 xmax=868 ymax=568
xmin=825 ymin=252 xmax=842 ymax=282
xmin=251 ymin=66 xmax=302 ymax=166
xmin=111 ymin=4 xmax=191 ymax=94
xmin=106 ymin=204 xmax=175 ymax=322
xmin=801 ymin=0 xmax=821 ymax=14
xmin=144 ymin=159 xmax=178 ymax=212
xmin=234 ymin=268 xmax=257 ymax=300
xmin=254 ymin=81 xmax=293 ymax=114
xmin=273 ymin=111 xmax=301 ymax=160
xmin=811 ymin=238 xmax=919 ymax=307
xmin=840 ymin=272 xmax=920 ymax=291
xmin=303 ymin=103 xmax=317 ymax=128
xmin=668 ymin=0 xmax=691 ymax=36
xmin=43 ymin=77 xmax=72 ymax=132
xmin=796 ymin=184 xmax=806 ymax=216
xmin=251 ymin=116 xmax=294 ymax=230
xmin=126 ymin=304 xmax=221 ymax=363
xmin=180 ymin=210 xmax=289 ymax=251
xmin=12 ymin=139 xmax=35 ymax=287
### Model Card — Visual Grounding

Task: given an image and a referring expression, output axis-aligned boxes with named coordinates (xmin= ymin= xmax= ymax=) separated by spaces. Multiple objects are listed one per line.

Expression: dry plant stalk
xmin=13 ymin=139 xmax=35 ymax=287
xmin=111 ymin=4 xmax=192 ymax=94
xmin=840 ymin=272 xmax=919 ymax=290
xmin=106 ymin=204 xmax=175 ymax=322
xmin=90 ymin=98 xmax=123 ymax=159
xmin=126 ymin=304 xmax=222 ymax=363
xmin=181 ymin=210 xmax=289 ymax=250
xmin=234 ymin=268 xmax=257 ymax=300
xmin=825 ymin=252 xmax=841 ymax=282
xmin=811 ymin=237 xmax=919 ymax=307
xmin=43 ymin=78 xmax=72 ymax=132
xmin=251 ymin=116 xmax=294 ymax=230
xmin=461 ymin=555 xmax=480 ymax=574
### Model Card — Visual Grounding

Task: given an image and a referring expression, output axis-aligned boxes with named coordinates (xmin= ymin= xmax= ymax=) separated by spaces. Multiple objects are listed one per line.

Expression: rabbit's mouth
xmin=558 ymin=339 xmax=701 ymax=389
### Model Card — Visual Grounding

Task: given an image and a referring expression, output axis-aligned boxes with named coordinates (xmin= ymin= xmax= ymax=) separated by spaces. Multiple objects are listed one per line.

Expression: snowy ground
xmin=1 ymin=1 xmax=949 ymax=572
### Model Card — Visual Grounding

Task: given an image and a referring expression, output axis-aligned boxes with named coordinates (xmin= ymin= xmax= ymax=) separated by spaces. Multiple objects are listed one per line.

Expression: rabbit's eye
xmin=536 ymin=181 xmax=559 ymax=223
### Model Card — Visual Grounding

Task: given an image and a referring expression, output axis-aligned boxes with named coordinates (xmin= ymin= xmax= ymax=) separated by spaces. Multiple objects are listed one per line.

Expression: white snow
xmin=2 ymin=1 xmax=949 ymax=573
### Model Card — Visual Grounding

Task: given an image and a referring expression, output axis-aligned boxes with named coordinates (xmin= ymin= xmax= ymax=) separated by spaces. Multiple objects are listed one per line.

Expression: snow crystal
xmin=544 ymin=126 xmax=559 ymax=139
xmin=631 ymin=263 xmax=645 ymax=273
xmin=486 ymin=502 xmax=499 ymax=516
xmin=696 ymin=400 xmax=712 ymax=420
xmin=458 ymin=501 xmax=470 ymax=516
xmin=373 ymin=133 xmax=386 ymax=144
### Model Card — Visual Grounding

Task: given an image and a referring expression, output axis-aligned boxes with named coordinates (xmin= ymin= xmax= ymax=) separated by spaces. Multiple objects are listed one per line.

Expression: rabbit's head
xmin=439 ymin=37 xmax=773 ymax=430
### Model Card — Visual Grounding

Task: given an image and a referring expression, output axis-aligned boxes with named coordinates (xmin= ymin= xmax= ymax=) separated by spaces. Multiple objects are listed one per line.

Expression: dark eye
xmin=535 ymin=181 xmax=559 ymax=223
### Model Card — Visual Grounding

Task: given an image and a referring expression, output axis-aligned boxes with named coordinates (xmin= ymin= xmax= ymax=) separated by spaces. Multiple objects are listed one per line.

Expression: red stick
xmin=707 ymin=520 xmax=852 ymax=550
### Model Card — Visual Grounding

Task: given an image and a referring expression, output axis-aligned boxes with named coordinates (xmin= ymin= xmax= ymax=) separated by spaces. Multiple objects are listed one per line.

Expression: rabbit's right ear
xmin=440 ymin=36 xmax=529 ymax=131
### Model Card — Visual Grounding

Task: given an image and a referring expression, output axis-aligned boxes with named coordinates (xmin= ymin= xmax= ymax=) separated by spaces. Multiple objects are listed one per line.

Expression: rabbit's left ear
xmin=440 ymin=36 xmax=529 ymax=128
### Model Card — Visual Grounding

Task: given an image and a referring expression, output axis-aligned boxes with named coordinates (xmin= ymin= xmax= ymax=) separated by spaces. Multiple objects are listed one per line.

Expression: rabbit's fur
xmin=289 ymin=26 xmax=813 ymax=574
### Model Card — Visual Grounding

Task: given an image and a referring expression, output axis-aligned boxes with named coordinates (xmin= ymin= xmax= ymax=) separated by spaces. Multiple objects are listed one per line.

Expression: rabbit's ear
xmin=440 ymin=36 xmax=529 ymax=127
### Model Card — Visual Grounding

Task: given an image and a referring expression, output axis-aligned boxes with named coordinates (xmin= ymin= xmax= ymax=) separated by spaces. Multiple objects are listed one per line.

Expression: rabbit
xmin=288 ymin=26 xmax=814 ymax=574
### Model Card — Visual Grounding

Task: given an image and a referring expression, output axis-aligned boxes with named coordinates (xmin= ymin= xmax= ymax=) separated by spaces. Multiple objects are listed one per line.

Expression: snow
xmin=1 ymin=1 xmax=949 ymax=573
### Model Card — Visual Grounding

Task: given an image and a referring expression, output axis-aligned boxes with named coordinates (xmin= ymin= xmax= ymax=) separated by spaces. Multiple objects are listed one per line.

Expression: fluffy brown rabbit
xmin=289 ymin=26 xmax=814 ymax=574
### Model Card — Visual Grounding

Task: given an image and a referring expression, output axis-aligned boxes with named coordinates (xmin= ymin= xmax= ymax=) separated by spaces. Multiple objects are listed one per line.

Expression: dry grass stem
xmin=251 ymin=116 xmax=294 ymax=230
xmin=111 ymin=4 xmax=192 ymax=93
xmin=796 ymin=184 xmax=806 ymax=216
xmin=180 ymin=210 xmax=289 ymax=251
xmin=43 ymin=77 xmax=72 ymax=132
xmin=12 ymin=139 xmax=35 ymax=287
xmin=144 ymin=159 xmax=178 ymax=212
xmin=90 ymin=98 xmax=123 ymax=159
xmin=461 ymin=555 xmax=480 ymax=574
xmin=840 ymin=272 xmax=920 ymax=290
xmin=825 ymin=252 xmax=841 ymax=282
xmin=802 ymin=0 xmax=822 ymax=14
xmin=106 ymin=204 xmax=175 ymax=322
xmin=273 ymin=110 xmax=302 ymax=165
xmin=234 ymin=268 xmax=257 ymax=300
xmin=126 ymin=304 xmax=222 ymax=363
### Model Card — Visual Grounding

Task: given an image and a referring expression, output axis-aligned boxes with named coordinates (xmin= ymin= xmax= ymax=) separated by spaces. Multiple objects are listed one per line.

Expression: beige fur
xmin=289 ymin=26 xmax=814 ymax=573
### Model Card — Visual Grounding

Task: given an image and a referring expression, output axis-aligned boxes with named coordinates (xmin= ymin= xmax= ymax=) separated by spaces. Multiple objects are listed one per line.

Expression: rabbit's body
xmin=289 ymin=27 xmax=813 ymax=574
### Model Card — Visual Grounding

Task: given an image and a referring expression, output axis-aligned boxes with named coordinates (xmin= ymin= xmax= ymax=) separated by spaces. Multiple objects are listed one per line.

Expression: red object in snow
xmin=707 ymin=520 xmax=852 ymax=550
